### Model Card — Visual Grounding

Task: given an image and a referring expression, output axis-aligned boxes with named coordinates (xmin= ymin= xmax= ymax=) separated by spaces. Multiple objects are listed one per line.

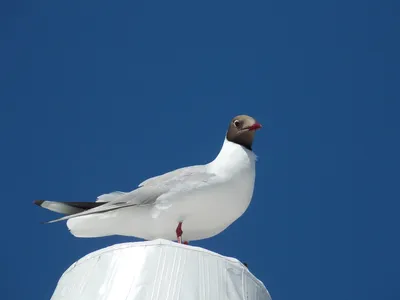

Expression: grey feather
xmin=138 ymin=165 xmax=206 ymax=187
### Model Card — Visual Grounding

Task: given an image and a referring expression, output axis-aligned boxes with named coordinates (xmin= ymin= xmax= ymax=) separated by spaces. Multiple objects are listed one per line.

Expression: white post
xmin=51 ymin=239 xmax=271 ymax=300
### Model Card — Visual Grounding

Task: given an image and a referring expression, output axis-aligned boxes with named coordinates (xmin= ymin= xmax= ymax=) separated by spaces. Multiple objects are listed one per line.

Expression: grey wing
xmin=45 ymin=166 xmax=216 ymax=223
xmin=138 ymin=165 xmax=206 ymax=187
xmin=157 ymin=167 xmax=217 ymax=193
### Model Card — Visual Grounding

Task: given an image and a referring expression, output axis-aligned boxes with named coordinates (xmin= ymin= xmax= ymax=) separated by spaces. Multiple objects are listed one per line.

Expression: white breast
xmin=208 ymin=139 xmax=256 ymax=215
xmin=172 ymin=139 xmax=257 ymax=240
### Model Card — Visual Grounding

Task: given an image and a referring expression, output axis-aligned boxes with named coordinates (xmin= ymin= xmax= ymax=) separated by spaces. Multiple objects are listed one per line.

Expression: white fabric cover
xmin=51 ymin=239 xmax=271 ymax=300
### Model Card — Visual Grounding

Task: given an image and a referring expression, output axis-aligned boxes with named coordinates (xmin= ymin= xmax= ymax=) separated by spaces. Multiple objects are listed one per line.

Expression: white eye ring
xmin=233 ymin=120 xmax=240 ymax=127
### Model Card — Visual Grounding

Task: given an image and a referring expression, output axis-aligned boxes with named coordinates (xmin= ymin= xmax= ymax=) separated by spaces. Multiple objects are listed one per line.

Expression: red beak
xmin=247 ymin=122 xmax=262 ymax=131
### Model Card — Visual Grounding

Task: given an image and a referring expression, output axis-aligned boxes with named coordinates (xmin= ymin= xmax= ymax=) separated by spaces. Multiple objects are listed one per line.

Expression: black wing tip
xmin=34 ymin=200 xmax=47 ymax=224
xmin=34 ymin=200 xmax=45 ymax=206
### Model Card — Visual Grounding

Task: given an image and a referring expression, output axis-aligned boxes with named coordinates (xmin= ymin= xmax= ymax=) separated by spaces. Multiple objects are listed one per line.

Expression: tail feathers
xmin=34 ymin=200 xmax=138 ymax=224
xmin=34 ymin=200 xmax=107 ymax=216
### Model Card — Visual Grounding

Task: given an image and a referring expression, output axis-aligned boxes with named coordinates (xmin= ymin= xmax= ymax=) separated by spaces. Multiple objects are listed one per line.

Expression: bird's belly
xmin=155 ymin=176 xmax=255 ymax=240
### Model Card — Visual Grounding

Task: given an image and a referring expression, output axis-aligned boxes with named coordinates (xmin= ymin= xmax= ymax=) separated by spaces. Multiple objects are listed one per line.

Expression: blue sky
xmin=1 ymin=0 xmax=399 ymax=299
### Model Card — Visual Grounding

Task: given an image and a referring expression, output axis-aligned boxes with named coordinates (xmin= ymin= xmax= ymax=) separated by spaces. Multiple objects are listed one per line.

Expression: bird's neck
xmin=208 ymin=139 xmax=256 ymax=174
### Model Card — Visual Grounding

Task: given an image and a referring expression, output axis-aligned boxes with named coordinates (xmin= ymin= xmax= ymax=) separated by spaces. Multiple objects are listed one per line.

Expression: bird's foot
xmin=176 ymin=222 xmax=183 ymax=244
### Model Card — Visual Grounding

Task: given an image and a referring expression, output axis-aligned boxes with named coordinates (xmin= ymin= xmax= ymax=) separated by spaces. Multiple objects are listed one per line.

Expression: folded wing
xmin=35 ymin=165 xmax=216 ymax=224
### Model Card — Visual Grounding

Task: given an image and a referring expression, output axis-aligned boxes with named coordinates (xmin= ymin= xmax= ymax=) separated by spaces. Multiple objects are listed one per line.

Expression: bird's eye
xmin=233 ymin=120 xmax=240 ymax=127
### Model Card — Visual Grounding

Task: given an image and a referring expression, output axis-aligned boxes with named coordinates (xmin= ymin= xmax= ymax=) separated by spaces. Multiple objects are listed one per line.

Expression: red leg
xmin=176 ymin=222 xmax=183 ymax=244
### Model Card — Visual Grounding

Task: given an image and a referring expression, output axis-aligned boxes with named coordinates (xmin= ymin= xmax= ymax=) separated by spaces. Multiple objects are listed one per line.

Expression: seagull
xmin=34 ymin=115 xmax=262 ymax=243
